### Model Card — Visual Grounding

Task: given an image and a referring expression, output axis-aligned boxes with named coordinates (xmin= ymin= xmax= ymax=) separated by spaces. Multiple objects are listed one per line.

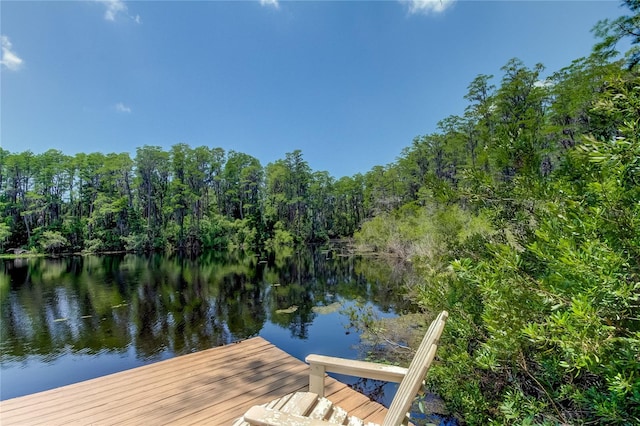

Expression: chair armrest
xmin=306 ymin=354 xmax=408 ymax=382
xmin=244 ymin=406 xmax=336 ymax=426
xmin=305 ymin=354 xmax=408 ymax=397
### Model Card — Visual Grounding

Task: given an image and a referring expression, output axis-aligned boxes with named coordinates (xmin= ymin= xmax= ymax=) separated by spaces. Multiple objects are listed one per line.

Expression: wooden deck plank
xmin=2 ymin=339 xmax=274 ymax=423
xmin=3 ymin=338 xmax=272 ymax=416
xmin=38 ymin=349 xmax=307 ymax=425
xmin=59 ymin=346 xmax=305 ymax=425
xmin=0 ymin=337 xmax=390 ymax=425
xmin=119 ymin=362 xmax=309 ymax=425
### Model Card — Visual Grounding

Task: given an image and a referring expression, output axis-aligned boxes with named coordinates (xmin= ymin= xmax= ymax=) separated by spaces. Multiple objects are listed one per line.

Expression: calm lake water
xmin=0 ymin=248 xmax=416 ymax=407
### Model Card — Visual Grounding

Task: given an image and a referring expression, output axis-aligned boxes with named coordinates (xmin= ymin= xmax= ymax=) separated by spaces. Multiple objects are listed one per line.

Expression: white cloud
xmin=99 ymin=0 xmax=126 ymax=21
xmin=96 ymin=0 xmax=141 ymax=23
xmin=115 ymin=102 xmax=132 ymax=113
xmin=1 ymin=35 xmax=24 ymax=71
xmin=534 ymin=79 xmax=554 ymax=88
xmin=401 ymin=0 xmax=455 ymax=16
xmin=260 ymin=0 xmax=279 ymax=9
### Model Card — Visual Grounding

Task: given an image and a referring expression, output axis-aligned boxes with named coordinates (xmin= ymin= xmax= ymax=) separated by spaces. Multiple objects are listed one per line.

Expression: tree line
xmin=0 ymin=147 xmax=370 ymax=254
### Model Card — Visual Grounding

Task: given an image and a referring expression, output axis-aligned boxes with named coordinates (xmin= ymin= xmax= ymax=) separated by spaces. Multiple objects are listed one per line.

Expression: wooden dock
xmin=0 ymin=337 xmax=389 ymax=425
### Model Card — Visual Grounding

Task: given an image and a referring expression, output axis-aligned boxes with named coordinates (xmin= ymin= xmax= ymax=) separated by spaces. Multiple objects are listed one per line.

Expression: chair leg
xmin=309 ymin=363 xmax=326 ymax=397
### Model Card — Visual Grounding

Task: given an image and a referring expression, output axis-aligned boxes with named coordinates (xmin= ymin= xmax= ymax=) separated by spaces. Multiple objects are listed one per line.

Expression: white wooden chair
xmin=238 ymin=311 xmax=448 ymax=426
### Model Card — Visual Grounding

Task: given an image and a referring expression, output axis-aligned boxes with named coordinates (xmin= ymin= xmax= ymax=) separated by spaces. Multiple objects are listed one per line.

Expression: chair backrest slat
xmin=382 ymin=311 xmax=448 ymax=426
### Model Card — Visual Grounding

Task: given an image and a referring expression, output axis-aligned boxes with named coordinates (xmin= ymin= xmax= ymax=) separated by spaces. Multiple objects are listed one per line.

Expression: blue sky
xmin=1 ymin=0 xmax=626 ymax=178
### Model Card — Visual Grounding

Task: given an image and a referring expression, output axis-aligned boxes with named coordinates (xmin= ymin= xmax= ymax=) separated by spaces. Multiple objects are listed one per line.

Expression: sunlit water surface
xmin=0 ymin=250 xmax=411 ymax=402
xmin=1 ymin=250 xmax=457 ymax=424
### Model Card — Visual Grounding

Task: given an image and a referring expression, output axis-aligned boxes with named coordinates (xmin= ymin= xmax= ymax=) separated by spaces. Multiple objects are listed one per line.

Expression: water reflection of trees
xmin=0 ymin=248 xmax=413 ymax=362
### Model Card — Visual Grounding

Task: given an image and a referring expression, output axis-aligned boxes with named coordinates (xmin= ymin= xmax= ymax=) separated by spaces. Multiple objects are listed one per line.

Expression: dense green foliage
xmin=0 ymin=146 xmax=367 ymax=253
xmin=2 ymin=2 xmax=638 ymax=423
xmin=414 ymin=69 xmax=639 ymax=425
xmin=351 ymin=3 xmax=639 ymax=424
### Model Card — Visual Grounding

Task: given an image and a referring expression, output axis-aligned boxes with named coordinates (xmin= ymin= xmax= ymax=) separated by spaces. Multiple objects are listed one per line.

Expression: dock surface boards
xmin=0 ymin=337 xmax=388 ymax=425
